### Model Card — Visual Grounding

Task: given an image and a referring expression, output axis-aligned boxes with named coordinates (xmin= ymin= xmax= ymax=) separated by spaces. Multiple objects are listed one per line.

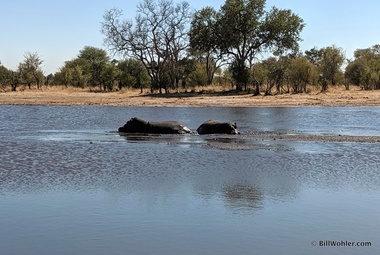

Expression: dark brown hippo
xmin=197 ymin=120 xmax=239 ymax=135
xmin=118 ymin=117 xmax=192 ymax=134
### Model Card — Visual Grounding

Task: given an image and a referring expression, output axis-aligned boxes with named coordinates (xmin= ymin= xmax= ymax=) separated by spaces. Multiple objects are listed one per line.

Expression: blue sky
xmin=1 ymin=0 xmax=379 ymax=74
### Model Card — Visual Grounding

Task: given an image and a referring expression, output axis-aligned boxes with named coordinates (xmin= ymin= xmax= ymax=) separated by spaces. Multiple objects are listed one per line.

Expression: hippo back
xmin=119 ymin=117 xmax=192 ymax=134
xmin=148 ymin=120 xmax=192 ymax=134
xmin=197 ymin=120 xmax=238 ymax=134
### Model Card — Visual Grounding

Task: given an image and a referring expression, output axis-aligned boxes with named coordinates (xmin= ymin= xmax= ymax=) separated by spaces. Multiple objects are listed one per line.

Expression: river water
xmin=0 ymin=105 xmax=379 ymax=255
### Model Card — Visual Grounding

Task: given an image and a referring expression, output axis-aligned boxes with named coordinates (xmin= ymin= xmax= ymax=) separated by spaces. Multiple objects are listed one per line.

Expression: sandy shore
xmin=1 ymin=85 xmax=380 ymax=107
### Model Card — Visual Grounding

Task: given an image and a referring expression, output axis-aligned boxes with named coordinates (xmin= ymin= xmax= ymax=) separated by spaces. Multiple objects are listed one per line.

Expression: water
xmin=1 ymin=105 xmax=380 ymax=255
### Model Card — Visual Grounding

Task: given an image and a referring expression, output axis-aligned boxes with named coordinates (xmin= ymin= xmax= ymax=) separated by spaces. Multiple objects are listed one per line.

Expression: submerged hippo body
xmin=118 ymin=117 xmax=192 ymax=134
xmin=197 ymin=120 xmax=239 ymax=135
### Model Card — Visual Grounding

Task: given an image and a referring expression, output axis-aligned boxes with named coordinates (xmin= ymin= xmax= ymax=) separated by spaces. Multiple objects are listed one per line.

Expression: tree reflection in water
xmin=223 ymin=184 xmax=264 ymax=213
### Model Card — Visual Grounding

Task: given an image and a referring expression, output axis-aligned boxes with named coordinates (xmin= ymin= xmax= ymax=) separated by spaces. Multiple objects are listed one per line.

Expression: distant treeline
xmin=1 ymin=0 xmax=380 ymax=94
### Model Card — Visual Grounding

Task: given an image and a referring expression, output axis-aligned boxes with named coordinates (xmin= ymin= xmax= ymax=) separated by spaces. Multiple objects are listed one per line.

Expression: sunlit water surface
xmin=1 ymin=105 xmax=380 ymax=255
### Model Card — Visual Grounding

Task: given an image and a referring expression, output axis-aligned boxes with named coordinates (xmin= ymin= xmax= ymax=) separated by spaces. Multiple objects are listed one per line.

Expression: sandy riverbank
xmin=1 ymin=85 xmax=380 ymax=107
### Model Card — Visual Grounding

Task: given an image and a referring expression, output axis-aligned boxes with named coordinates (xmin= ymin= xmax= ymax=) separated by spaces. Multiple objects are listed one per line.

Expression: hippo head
xmin=218 ymin=122 xmax=239 ymax=134
xmin=118 ymin=117 xmax=149 ymax=133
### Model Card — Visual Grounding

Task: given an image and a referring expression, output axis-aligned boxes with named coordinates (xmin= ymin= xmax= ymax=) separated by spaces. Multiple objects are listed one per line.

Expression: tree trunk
xmin=345 ymin=77 xmax=350 ymax=90
xmin=206 ymin=57 xmax=213 ymax=85
xmin=253 ymin=82 xmax=260 ymax=96
xmin=276 ymin=84 xmax=280 ymax=94
xmin=11 ymin=81 xmax=17 ymax=91
xmin=321 ymin=80 xmax=328 ymax=92
xmin=207 ymin=77 xmax=213 ymax=85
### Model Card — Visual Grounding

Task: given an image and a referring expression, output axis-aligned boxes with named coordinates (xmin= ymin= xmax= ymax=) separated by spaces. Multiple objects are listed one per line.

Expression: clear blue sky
xmin=1 ymin=0 xmax=379 ymax=74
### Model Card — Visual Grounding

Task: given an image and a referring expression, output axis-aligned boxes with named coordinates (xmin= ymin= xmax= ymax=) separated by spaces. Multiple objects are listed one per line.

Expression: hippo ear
xmin=131 ymin=117 xmax=144 ymax=123
xmin=234 ymin=123 xmax=237 ymax=128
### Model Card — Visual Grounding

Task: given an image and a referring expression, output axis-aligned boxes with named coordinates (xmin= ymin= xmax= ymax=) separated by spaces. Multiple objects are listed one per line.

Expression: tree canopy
xmin=345 ymin=45 xmax=380 ymax=90
xmin=190 ymin=0 xmax=305 ymax=90
xmin=54 ymin=46 xmax=117 ymax=91
xmin=53 ymin=46 xmax=151 ymax=92
xmin=17 ymin=52 xmax=44 ymax=90
xmin=189 ymin=7 xmax=225 ymax=85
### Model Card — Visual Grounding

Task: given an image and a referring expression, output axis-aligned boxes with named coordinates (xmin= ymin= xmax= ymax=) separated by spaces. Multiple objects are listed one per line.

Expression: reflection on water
xmin=119 ymin=132 xmax=296 ymax=151
xmin=223 ymin=184 xmax=264 ymax=212
xmin=1 ymin=105 xmax=380 ymax=255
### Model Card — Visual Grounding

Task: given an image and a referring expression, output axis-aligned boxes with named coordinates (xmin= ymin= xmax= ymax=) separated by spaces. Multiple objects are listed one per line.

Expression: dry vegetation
xmin=1 ymin=85 xmax=380 ymax=107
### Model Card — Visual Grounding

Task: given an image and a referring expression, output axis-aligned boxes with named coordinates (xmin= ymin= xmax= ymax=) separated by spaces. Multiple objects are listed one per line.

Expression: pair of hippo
xmin=118 ymin=117 xmax=239 ymax=135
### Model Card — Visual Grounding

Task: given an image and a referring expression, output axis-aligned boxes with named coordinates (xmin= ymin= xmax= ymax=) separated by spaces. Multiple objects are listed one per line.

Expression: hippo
xmin=197 ymin=120 xmax=239 ymax=135
xmin=118 ymin=117 xmax=192 ymax=134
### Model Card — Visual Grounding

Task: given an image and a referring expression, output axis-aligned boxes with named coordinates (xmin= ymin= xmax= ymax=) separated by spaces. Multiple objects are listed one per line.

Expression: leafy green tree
xmin=100 ymin=62 xmax=120 ymax=92
xmin=251 ymin=56 xmax=290 ymax=95
xmin=45 ymin=73 xmax=54 ymax=86
xmin=318 ymin=46 xmax=345 ymax=91
xmin=306 ymin=46 xmax=344 ymax=91
xmin=260 ymin=56 xmax=293 ymax=95
xmin=251 ymin=56 xmax=291 ymax=95
xmin=305 ymin=47 xmax=322 ymax=66
xmin=177 ymin=57 xmax=197 ymax=90
xmin=189 ymin=7 xmax=226 ymax=85
xmin=0 ymin=65 xmax=11 ymax=91
xmin=117 ymin=59 xmax=150 ymax=92
xmin=54 ymin=46 xmax=116 ymax=91
xmin=251 ymin=61 xmax=268 ymax=93
xmin=216 ymin=68 xmax=235 ymax=88
xmin=54 ymin=58 xmax=90 ymax=87
xmin=188 ymin=62 xmax=208 ymax=87
xmin=78 ymin=46 xmax=110 ymax=90
xmin=345 ymin=60 xmax=367 ymax=87
xmin=345 ymin=45 xmax=380 ymax=90
xmin=213 ymin=0 xmax=304 ymax=91
xmin=11 ymin=72 xmax=20 ymax=91
xmin=52 ymin=71 xmax=65 ymax=86
xmin=287 ymin=56 xmax=317 ymax=93
xmin=17 ymin=52 xmax=44 ymax=89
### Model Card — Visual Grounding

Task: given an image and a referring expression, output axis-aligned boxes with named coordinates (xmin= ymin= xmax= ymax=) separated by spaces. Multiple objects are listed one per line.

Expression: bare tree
xmin=102 ymin=0 xmax=192 ymax=93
